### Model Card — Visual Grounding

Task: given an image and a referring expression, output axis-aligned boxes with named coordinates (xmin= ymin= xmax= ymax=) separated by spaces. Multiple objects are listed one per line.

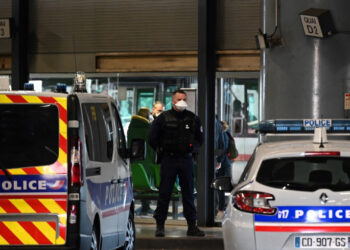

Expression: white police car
xmin=213 ymin=119 xmax=350 ymax=250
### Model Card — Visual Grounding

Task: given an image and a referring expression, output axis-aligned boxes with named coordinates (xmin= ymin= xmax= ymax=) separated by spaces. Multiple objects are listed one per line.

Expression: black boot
xmin=155 ymin=223 xmax=165 ymax=237
xmin=187 ymin=223 xmax=205 ymax=237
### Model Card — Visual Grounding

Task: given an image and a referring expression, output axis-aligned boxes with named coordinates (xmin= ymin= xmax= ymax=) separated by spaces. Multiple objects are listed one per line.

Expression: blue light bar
xmin=258 ymin=119 xmax=350 ymax=134
xmin=24 ymin=83 xmax=34 ymax=91
xmin=56 ymin=83 xmax=67 ymax=93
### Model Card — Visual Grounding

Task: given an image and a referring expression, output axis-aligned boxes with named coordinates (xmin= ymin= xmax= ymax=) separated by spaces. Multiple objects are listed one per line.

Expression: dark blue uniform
xmin=148 ymin=108 xmax=203 ymax=225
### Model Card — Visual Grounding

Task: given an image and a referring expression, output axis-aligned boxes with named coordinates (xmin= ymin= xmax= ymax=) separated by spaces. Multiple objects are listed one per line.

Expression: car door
xmin=80 ymin=96 xmax=119 ymax=246
xmin=111 ymin=102 xmax=131 ymax=239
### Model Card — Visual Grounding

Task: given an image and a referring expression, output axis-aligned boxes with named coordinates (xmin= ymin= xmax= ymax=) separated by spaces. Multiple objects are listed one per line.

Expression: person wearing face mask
xmin=148 ymin=89 xmax=205 ymax=237
xmin=152 ymin=101 xmax=164 ymax=120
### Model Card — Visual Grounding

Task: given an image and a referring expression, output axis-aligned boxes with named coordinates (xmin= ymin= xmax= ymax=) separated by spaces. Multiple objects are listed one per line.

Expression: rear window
xmin=0 ymin=104 xmax=59 ymax=168
xmin=256 ymin=157 xmax=350 ymax=191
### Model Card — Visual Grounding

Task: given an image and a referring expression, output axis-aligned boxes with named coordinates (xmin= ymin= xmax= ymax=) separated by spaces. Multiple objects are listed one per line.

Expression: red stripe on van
xmin=0 ymin=200 xmax=21 ymax=213
xmin=55 ymin=200 xmax=67 ymax=211
xmin=0 ymin=194 xmax=67 ymax=199
xmin=0 ymin=222 xmax=22 ymax=244
xmin=25 ymin=199 xmax=51 ymax=213
xmin=59 ymin=134 xmax=67 ymax=154
xmin=18 ymin=221 xmax=53 ymax=244
xmin=7 ymin=95 xmax=27 ymax=103
xmin=38 ymin=96 xmax=67 ymax=123
xmin=58 ymin=222 xmax=66 ymax=240
xmin=22 ymin=168 xmax=41 ymax=175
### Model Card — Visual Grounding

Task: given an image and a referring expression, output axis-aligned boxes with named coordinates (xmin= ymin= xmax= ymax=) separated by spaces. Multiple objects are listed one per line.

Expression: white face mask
xmin=175 ymin=100 xmax=187 ymax=111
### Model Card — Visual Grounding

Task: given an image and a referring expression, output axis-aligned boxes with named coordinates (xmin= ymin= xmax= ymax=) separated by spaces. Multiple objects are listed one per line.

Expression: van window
xmin=0 ymin=104 xmax=59 ymax=168
xmin=256 ymin=157 xmax=350 ymax=191
xmin=82 ymin=103 xmax=114 ymax=162
xmin=111 ymin=103 xmax=127 ymax=159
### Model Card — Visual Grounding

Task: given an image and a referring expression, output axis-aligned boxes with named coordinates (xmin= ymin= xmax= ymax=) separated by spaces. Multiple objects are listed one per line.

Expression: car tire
xmin=91 ymin=223 xmax=101 ymax=250
xmin=121 ymin=211 xmax=135 ymax=250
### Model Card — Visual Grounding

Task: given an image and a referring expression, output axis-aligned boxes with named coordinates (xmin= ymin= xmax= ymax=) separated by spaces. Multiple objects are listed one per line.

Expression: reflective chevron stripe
xmin=0 ymin=94 xmax=68 ymax=245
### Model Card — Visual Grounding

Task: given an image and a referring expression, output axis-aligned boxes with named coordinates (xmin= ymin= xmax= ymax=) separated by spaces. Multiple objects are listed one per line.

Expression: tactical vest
xmin=160 ymin=110 xmax=197 ymax=155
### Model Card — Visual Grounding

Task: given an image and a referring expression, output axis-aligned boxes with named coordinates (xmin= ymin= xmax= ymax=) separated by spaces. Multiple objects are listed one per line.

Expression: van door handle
xmin=111 ymin=179 xmax=118 ymax=184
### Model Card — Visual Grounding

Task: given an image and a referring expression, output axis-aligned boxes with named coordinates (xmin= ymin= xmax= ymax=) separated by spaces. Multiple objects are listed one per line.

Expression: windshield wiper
xmin=0 ymin=160 xmax=12 ymax=181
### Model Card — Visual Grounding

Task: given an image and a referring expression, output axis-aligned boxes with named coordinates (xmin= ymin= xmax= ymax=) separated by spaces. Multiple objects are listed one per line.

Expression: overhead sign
xmin=0 ymin=18 xmax=11 ymax=39
xmin=300 ymin=15 xmax=323 ymax=38
xmin=299 ymin=9 xmax=336 ymax=38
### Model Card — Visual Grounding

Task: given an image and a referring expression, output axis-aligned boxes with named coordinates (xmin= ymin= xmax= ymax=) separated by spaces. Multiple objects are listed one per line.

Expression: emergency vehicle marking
xmin=303 ymin=119 xmax=331 ymax=128
xmin=255 ymin=206 xmax=350 ymax=232
xmin=0 ymin=175 xmax=67 ymax=193
xmin=87 ymin=178 xmax=133 ymax=218
xmin=0 ymin=94 xmax=68 ymax=245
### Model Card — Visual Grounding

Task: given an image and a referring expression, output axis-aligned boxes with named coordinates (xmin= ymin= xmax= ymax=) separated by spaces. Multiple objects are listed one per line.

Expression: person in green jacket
xmin=127 ymin=107 xmax=156 ymax=215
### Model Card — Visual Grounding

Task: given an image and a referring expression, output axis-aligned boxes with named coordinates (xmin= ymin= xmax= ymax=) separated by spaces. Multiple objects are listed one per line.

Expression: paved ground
xmin=135 ymin=218 xmax=224 ymax=250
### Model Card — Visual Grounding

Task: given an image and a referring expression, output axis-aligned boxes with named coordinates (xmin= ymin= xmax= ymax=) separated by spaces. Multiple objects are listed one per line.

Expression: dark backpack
xmin=226 ymin=132 xmax=238 ymax=161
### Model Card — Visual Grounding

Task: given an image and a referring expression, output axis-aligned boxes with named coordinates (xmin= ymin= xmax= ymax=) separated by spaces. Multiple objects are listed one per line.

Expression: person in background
xmin=152 ymin=101 xmax=164 ymax=119
xmin=127 ymin=107 xmax=156 ymax=215
xmin=215 ymin=116 xmax=225 ymax=171
xmin=215 ymin=120 xmax=232 ymax=220
xmin=148 ymin=89 xmax=205 ymax=237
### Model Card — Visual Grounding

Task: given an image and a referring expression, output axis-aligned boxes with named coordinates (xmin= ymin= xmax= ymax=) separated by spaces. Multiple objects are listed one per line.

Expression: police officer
xmin=148 ymin=89 xmax=205 ymax=237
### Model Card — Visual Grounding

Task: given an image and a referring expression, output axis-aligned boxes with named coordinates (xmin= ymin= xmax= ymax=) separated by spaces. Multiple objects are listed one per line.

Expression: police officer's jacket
xmin=148 ymin=108 xmax=203 ymax=156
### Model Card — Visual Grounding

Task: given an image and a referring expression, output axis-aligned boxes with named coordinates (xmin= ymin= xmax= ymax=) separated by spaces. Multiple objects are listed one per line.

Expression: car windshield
xmin=256 ymin=157 xmax=350 ymax=191
xmin=0 ymin=104 xmax=59 ymax=168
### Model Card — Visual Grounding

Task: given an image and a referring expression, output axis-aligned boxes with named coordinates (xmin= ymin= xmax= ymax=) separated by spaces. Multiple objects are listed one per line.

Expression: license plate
xmin=295 ymin=236 xmax=349 ymax=248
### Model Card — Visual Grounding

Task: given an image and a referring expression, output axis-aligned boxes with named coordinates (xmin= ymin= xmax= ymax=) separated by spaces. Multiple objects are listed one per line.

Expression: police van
xmin=213 ymin=119 xmax=350 ymax=250
xmin=0 ymin=74 xmax=143 ymax=250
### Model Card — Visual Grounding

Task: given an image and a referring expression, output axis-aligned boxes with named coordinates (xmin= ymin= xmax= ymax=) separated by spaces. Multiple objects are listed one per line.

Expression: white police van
xmin=0 ymin=74 xmax=143 ymax=250
xmin=213 ymin=119 xmax=350 ymax=250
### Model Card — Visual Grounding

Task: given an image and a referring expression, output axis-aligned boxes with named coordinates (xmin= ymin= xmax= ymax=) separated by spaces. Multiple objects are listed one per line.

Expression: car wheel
xmin=91 ymin=223 xmax=101 ymax=250
xmin=122 ymin=211 xmax=135 ymax=250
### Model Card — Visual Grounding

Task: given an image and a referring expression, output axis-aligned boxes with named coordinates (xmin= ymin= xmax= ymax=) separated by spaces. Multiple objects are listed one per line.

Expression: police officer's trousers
xmin=153 ymin=154 xmax=196 ymax=225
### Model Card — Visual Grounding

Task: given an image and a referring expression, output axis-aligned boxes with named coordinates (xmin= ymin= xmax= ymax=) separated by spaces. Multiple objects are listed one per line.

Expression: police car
xmin=0 ymin=74 xmax=143 ymax=250
xmin=213 ymin=119 xmax=350 ymax=250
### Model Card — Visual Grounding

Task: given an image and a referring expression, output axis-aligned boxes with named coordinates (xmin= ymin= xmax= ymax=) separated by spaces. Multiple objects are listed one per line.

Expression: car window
xmin=256 ymin=157 xmax=350 ymax=191
xmin=0 ymin=104 xmax=59 ymax=168
xmin=238 ymin=150 xmax=256 ymax=183
xmin=83 ymin=103 xmax=114 ymax=162
xmin=111 ymin=103 xmax=127 ymax=160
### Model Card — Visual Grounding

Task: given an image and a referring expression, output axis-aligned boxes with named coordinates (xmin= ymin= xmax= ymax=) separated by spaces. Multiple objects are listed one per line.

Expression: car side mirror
xmin=129 ymin=139 xmax=146 ymax=162
xmin=211 ymin=176 xmax=234 ymax=192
